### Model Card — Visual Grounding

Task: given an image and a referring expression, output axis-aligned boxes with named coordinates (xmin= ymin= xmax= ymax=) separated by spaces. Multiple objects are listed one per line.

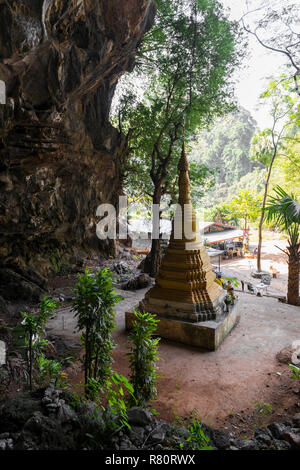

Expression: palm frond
xmin=265 ymin=185 xmax=300 ymax=227
xmin=265 ymin=186 xmax=300 ymax=247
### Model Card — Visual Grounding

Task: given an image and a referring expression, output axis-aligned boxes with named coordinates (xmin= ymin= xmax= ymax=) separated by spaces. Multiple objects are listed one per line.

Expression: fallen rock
xmin=113 ymin=262 xmax=130 ymax=275
xmin=121 ymin=273 xmax=152 ymax=290
xmin=119 ymin=435 xmax=137 ymax=450
xmin=276 ymin=346 xmax=294 ymax=365
xmin=236 ymin=439 xmax=258 ymax=450
xmin=127 ymin=407 xmax=153 ymax=427
xmin=282 ymin=431 xmax=300 ymax=449
xmin=267 ymin=422 xmax=288 ymax=439
xmin=128 ymin=426 xmax=145 ymax=446
xmin=293 ymin=413 xmax=300 ymax=427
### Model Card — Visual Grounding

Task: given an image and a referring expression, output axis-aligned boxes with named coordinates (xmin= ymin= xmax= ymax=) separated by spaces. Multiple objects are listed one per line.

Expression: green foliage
xmin=205 ymin=190 xmax=262 ymax=228
xmin=104 ymin=372 xmax=135 ymax=432
xmin=254 ymin=401 xmax=273 ymax=418
xmin=71 ymin=268 xmax=123 ymax=398
xmin=21 ymin=297 xmax=57 ymax=390
xmin=36 ymin=355 xmax=67 ymax=388
xmin=265 ymin=187 xmax=300 ymax=304
xmin=203 ymin=203 xmax=238 ymax=225
xmin=50 ymin=249 xmax=68 ymax=276
xmin=84 ymin=372 xmax=135 ymax=434
xmin=191 ymin=107 xmax=259 ymax=190
xmin=271 ymin=130 xmax=300 ymax=198
xmin=114 ymin=0 xmax=244 ymax=206
xmin=127 ymin=310 xmax=160 ymax=407
xmin=289 ymin=364 xmax=300 ymax=382
xmin=172 ymin=410 xmax=212 ymax=450
xmin=223 ymin=190 xmax=262 ymax=230
xmin=185 ymin=419 xmax=213 ymax=450
xmin=250 ymin=76 xmax=299 ymax=167
xmin=265 ymin=186 xmax=300 ymax=245
xmin=225 ymin=277 xmax=240 ymax=288
xmin=21 ymin=297 xmax=56 ymax=337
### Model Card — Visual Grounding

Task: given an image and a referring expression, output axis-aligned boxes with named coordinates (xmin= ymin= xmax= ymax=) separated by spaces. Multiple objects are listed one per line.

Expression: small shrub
xmin=104 ymin=372 xmax=135 ymax=433
xmin=127 ymin=309 xmax=160 ymax=407
xmin=254 ymin=401 xmax=273 ymax=417
xmin=185 ymin=419 xmax=213 ymax=450
xmin=36 ymin=355 xmax=68 ymax=388
xmin=21 ymin=297 xmax=57 ymax=390
xmin=172 ymin=410 xmax=212 ymax=450
xmin=71 ymin=268 xmax=123 ymax=398
xmin=289 ymin=364 xmax=300 ymax=382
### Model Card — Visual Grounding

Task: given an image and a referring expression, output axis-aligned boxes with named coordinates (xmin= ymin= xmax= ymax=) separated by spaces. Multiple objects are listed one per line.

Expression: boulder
xmin=267 ymin=422 xmax=288 ymax=439
xmin=128 ymin=426 xmax=145 ymax=446
xmin=236 ymin=439 xmax=258 ymax=450
xmin=276 ymin=346 xmax=294 ymax=365
xmin=0 ymin=396 xmax=43 ymax=433
xmin=121 ymin=273 xmax=152 ymax=290
xmin=281 ymin=431 xmax=300 ymax=450
xmin=0 ymin=268 xmax=45 ymax=302
xmin=127 ymin=407 xmax=153 ymax=427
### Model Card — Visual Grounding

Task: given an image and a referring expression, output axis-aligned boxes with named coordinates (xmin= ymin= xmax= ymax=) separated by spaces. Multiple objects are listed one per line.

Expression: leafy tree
xmin=265 ymin=186 xmax=300 ymax=306
xmin=241 ymin=0 xmax=300 ymax=95
xmin=224 ymin=189 xmax=262 ymax=233
xmin=250 ymin=75 xmax=299 ymax=272
xmin=270 ymin=130 xmax=300 ymax=198
xmin=204 ymin=203 xmax=238 ymax=226
xmin=114 ymin=0 xmax=244 ymax=276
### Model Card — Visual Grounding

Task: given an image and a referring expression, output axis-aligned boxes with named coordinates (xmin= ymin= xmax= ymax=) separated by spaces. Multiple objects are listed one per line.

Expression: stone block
xmin=125 ymin=301 xmax=240 ymax=351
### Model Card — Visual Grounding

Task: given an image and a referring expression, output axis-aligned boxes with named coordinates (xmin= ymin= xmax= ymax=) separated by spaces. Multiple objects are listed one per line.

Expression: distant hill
xmin=190 ymin=107 xmax=263 ymax=187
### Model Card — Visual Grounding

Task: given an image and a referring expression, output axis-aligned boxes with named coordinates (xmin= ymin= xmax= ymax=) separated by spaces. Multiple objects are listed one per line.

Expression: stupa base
xmin=125 ymin=301 xmax=239 ymax=351
xmin=139 ymin=290 xmax=227 ymax=322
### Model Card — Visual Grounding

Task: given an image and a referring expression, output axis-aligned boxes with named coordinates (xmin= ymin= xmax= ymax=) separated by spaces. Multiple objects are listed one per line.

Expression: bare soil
xmin=42 ymin=235 xmax=300 ymax=439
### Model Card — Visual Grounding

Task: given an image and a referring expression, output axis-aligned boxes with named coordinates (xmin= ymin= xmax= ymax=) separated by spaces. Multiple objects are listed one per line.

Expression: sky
xmin=220 ymin=0 xmax=288 ymax=129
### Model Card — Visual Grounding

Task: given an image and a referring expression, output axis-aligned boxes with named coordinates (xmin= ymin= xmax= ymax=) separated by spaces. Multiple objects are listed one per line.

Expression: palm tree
xmin=265 ymin=186 xmax=300 ymax=306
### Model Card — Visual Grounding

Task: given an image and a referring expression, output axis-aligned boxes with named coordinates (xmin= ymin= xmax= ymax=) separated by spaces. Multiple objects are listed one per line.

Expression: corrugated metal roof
xmin=203 ymin=229 xmax=244 ymax=244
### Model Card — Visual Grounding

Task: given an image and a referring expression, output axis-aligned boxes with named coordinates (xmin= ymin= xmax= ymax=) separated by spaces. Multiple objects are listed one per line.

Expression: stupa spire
xmin=178 ymin=140 xmax=191 ymax=206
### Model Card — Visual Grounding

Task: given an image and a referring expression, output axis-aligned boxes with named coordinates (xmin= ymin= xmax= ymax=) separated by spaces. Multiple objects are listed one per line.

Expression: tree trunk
xmin=287 ymin=244 xmax=300 ymax=306
xmin=257 ymin=148 xmax=277 ymax=272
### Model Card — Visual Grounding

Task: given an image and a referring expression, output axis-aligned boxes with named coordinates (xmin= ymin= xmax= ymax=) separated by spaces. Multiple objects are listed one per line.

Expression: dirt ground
xmin=43 ymin=234 xmax=300 ymax=438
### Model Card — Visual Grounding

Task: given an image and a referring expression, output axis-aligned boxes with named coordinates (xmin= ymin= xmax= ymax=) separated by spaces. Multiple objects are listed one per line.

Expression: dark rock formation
xmin=0 ymin=387 xmax=299 ymax=450
xmin=0 ymin=0 xmax=155 ymax=276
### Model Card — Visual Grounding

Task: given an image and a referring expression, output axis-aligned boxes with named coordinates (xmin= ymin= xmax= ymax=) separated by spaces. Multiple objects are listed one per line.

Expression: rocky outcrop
xmin=0 ymin=0 xmax=155 ymax=275
xmin=0 ymin=386 xmax=299 ymax=450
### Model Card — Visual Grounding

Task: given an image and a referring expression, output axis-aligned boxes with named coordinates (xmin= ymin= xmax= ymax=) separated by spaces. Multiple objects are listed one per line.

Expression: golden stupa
xmin=126 ymin=140 xmax=239 ymax=350
xmin=138 ymin=141 xmax=226 ymax=322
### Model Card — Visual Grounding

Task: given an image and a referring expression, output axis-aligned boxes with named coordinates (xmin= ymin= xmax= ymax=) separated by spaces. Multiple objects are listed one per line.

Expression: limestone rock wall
xmin=0 ymin=0 xmax=155 ymax=274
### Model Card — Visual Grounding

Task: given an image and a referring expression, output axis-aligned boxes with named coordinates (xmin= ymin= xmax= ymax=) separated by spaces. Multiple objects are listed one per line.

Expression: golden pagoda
xmin=138 ymin=141 xmax=226 ymax=322
xmin=126 ymin=140 xmax=239 ymax=350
